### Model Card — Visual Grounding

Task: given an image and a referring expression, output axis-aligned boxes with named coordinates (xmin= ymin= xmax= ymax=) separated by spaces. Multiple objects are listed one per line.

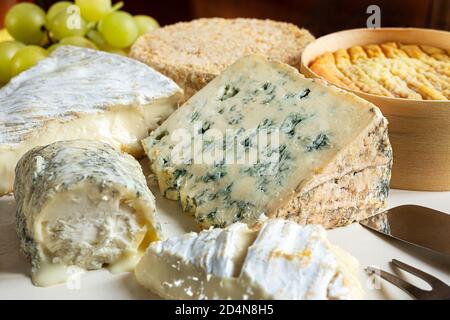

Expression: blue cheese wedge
xmin=14 ymin=140 xmax=162 ymax=287
xmin=142 ymin=55 xmax=392 ymax=229
xmin=0 ymin=46 xmax=182 ymax=196
xmin=135 ymin=219 xmax=364 ymax=300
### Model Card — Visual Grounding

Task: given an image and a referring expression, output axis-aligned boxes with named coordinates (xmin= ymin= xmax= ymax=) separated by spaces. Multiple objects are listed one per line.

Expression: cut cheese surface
xmin=142 ymin=55 xmax=392 ymax=229
xmin=0 ymin=46 xmax=182 ymax=195
xmin=14 ymin=140 xmax=161 ymax=287
xmin=135 ymin=219 xmax=364 ymax=300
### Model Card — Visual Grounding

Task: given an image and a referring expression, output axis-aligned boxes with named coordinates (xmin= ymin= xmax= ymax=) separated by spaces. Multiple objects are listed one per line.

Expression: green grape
xmin=0 ymin=41 xmax=25 ymax=85
xmin=99 ymin=11 xmax=139 ymax=49
xmin=60 ymin=36 xmax=98 ymax=50
xmin=48 ymin=6 xmax=87 ymax=41
xmin=86 ymin=29 xmax=109 ymax=49
xmin=75 ymin=0 xmax=111 ymax=22
xmin=10 ymin=46 xmax=48 ymax=77
xmin=47 ymin=43 xmax=62 ymax=54
xmin=134 ymin=15 xmax=160 ymax=36
xmin=105 ymin=47 xmax=128 ymax=56
xmin=47 ymin=1 xmax=73 ymax=23
xmin=92 ymin=0 xmax=123 ymax=31
xmin=87 ymin=30 xmax=127 ymax=55
xmin=96 ymin=4 xmax=126 ymax=34
xmin=5 ymin=3 xmax=47 ymax=45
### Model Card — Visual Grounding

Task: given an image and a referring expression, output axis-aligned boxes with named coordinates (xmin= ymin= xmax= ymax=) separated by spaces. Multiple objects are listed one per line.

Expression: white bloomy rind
xmin=0 ymin=46 xmax=182 ymax=195
xmin=135 ymin=219 xmax=364 ymax=300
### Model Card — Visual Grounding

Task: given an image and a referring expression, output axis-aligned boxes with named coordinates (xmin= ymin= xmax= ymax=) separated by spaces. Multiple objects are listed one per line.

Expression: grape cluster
xmin=0 ymin=1 xmax=159 ymax=86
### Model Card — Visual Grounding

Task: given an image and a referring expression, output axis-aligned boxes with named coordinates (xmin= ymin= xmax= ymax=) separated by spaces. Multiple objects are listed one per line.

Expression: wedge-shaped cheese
xmin=14 ymin=140 xmax=162 ymax=287
xmin=0 ymin=46 xmax=182 ymax=196
xmin=142 ymin=55 xmax=392 ymax=229
xmin=135 ymin=219 xmax=364 ymax=300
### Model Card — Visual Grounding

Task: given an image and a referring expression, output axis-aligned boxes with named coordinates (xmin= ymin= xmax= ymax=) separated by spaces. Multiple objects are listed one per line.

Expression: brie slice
xmin=135 ymin=219 xmax=364 ymax=299
xmin=0 ymin=46 xmax=182 ymax=196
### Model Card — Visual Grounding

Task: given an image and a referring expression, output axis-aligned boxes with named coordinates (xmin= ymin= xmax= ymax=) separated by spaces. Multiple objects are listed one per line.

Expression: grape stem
xmin=86 ymin=22 xmax=97 ymax=30
xmin=111 ymin=2 xmax=124 ymax=13
xmin=88 ymin=1 xmax=124 ymax=33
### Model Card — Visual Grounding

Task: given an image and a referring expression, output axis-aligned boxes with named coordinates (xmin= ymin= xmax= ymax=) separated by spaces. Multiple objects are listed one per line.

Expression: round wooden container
xmin=301 ymin=28 xmax=450 ymax=191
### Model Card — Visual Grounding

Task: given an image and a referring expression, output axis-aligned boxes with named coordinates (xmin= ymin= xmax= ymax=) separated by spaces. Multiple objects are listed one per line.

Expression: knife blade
xmin=360 ymin=205 xmax=450 ymax=256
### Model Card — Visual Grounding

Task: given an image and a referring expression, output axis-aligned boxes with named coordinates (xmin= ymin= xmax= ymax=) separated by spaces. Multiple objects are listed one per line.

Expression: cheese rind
xmin=135 ymin=220 xmax=364 ymax=300
xmin=130 ymin=18 xmax=314 ymax=100
xmin=142 ymin=55 xmax=392 ymax=229
xmin=14 ymin=140 xmax=162 ymax=287
xmin=0 ymin=46 xmax=182 ymax=195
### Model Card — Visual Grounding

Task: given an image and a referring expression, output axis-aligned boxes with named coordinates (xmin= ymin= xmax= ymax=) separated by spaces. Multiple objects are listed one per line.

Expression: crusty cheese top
xmin=131 ymin=18 xmax=314 ymax=76
xmin=0 ymin=46 xmax=181 ymax=145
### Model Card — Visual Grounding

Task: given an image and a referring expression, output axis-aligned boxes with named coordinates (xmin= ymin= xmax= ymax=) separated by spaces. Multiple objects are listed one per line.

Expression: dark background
xmin=1 ymin=0 xmax=449 ymax=36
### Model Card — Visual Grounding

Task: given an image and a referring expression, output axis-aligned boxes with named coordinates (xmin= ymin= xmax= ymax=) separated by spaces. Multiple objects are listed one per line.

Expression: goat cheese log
xmin=142 ymin=55 xmax=393 ymax=229
xmin=0 ymin=46 xmax=182 ymax=196
xmin=135 ymin=219 xmax=364 ymax=300
xmin=14 ymin=140 xmax=162 ymax=287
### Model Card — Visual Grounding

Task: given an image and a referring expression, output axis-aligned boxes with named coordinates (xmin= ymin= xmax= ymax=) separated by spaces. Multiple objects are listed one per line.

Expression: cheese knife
xmin=360 ymin=205 xmax=450 ymax=256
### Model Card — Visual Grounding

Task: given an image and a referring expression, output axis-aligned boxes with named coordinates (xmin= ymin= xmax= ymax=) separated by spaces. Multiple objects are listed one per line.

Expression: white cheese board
xmin=1 ymin=181 xmax=449 ymax=300
xmin=1 ymin=1 xmax=449 ymax=300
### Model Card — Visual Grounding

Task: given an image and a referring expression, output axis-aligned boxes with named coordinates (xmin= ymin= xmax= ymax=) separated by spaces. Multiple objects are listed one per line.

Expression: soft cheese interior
xmin=135 ymin=220 xmax=364 ymax=300
xmin=0 ymin=46 xmax=182 ymax=196
xmin=14 ymin=140 xmax=161 ymax=287
xmin=38 ymin=187 xmax=145 ymax=270
xmin=142 ymin=54 xmax=392 ymax=229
